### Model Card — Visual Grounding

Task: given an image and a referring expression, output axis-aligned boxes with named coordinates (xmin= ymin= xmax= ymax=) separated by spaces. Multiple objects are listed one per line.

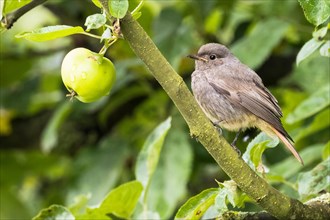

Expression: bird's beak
xmin=187 ymin=54 xmax=208 ymax=62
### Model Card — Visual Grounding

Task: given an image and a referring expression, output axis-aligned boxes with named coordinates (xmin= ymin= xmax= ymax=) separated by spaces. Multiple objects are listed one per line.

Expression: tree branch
xmin=221 ymin=194 xmax=330 ymax=220
xmin=1 ymin=0 xmax=48 ymax=29
xmin=120 ymin=12 xmax=329 ymax=219
xmin=221 ymin=211 xmax=277 ymax=220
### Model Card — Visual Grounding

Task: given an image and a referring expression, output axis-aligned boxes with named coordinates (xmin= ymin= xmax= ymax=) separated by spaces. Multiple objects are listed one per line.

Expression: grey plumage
xmin=190 ymin=43 xmax=303 ymax=164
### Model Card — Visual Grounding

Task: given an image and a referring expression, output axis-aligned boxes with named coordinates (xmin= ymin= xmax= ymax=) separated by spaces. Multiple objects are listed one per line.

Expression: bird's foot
xmin=230 ymin=143 xmax=241 ymax=156
xmin=231 ymin=130 xmax=242 ymax=156
xmin=212 ymin=121 xmax=223 ymax=135
xmin=212 ymin=122 xmax=242 ymax=156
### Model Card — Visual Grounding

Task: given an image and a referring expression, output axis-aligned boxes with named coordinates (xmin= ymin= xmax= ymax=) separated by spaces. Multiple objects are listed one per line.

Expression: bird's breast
xmin=192 ymin=72 xmax=235 ymax=121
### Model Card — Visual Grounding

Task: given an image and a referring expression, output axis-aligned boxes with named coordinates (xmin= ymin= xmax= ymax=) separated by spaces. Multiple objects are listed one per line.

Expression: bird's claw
xmin=212 ymin=121 xmax=223 ymax=135
xmin=231 ymin=130 xmax=242 ymax=156
xmin=230 ymin=143 xmax=241 ymax=156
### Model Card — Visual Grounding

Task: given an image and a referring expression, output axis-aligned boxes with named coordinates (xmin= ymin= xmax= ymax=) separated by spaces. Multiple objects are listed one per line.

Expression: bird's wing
xmin=206 ymin=70 xmax=291 ymax=140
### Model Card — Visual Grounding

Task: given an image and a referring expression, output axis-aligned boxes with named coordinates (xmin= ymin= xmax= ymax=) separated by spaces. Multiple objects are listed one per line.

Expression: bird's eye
xmin=209 ymin=54 xmax=216 ymax=60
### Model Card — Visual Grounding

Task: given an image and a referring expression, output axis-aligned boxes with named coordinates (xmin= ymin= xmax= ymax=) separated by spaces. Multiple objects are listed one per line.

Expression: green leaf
xmin=0 ymin=1 xmax=4 ymax=21
xmin=75 ymin=182 xmax=142 ymax=219
xmin=2 ymin=0 xmax=31 ymax=14
xmin=296 ymin=38 xmax=324 ymax=65
xmin=33 ymin=205 xmax=75 ymax=220
xmin=69 ymin=195 xmax=90 ymax=218
xmin=322 ymin=141 xmax=330 ymax=159
xmin=289 ymin=53 xmax=330 ymax=93
xmin=175 ymin=188 xmax=219 ymax=220
xmin=215 ymin=191 xmax=228 ymax=213
xmin=215 ymin=180 xmax=250 ymax=213
xmin=294 ymin=108 xmax=330 ymax=142
xmin=135 ymin=211 xmax=160 ymax=219
xmin=286 ymin=85 xmax=330 ymax=124
xmin=266 ymin=174 xmax=289 ymax=185
xmin=297 ymin=158 xmax=330 ymax=201
xmin=153 ymin=8 xmax=202 ymax=70
xmin=98 ymin=180 xmax=143 ymax=219
xmin=319 ymin=40 xmax=330 ymax=57
xmin=84 ymin=14 xmax=106 ymax=31
xmin=231 ymin=18 xmax=289 ymax=69
xmin=91 ymin=0 xmax=102 ymax=8
xmin=145 ymin=118 xmax=193 ymax=219
xmin=15 ymin=25 xmax=85 ymax=42
xmin=271 ymin=144 xmax=324 ymax=179
xmin=204 ymin=10 xmax=222 ymax=34
xmin=298 ymin=0 xmax=330 ymax=26
xmin=66 ymin=136 xmax=129 ymax=206
xmin=76 ymin=208 xmax=107 ymax=220
xmin=135 ymin=117 xmax=172 ymax=188
xmin=41 ymin=102 xmax=73 ymax=154
xmin=108 ymin=0 xmax=129 ymax=19
xmin=312 ymin=26 xmax=328 ymax=39
xmin=224 ymin=181 xmax=249 ymax=209
xmin=101 ymin=28 xmax=112 ymax=41
xmin=242 ymin=132 xmax=279 ymax=170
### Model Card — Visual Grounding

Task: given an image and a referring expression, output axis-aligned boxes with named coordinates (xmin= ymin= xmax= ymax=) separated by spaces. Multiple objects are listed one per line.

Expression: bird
xmin=189 ymin=43 xmax=303 ymax=164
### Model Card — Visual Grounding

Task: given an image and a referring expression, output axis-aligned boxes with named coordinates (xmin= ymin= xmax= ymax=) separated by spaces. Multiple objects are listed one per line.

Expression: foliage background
xmin=0 ymin=0 xmax=329 ymax=219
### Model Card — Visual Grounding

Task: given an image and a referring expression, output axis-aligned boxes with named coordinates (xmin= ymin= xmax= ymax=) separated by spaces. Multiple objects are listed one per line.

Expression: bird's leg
xmin=212 ymin=121 xmax=241 ymax=155
xmin=231 ymin=130 xmax=242 ymax=156
xmin=212 ymin=121 xmax=222 ymax=135
xmin=231 ymin=130 xmax=241 ymax=146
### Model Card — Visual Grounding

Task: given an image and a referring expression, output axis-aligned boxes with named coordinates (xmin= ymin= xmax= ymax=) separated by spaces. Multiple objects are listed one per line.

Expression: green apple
xmin=61 ymin=47 xmax=116 ymax=103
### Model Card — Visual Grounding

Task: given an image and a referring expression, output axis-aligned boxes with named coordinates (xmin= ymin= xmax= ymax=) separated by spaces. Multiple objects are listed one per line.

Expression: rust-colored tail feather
xmin=270 ymin=127 xmax=304 ymax=165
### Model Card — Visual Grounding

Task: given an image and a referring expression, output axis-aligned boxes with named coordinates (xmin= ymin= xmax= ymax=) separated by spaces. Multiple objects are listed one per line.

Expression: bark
xmin=120 ymin=12 xmax=330 ymax=220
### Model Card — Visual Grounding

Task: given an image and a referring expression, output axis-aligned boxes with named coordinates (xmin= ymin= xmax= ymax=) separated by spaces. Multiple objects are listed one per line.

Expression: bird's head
xmin=188 ymin=43 xmax=234 ymax=70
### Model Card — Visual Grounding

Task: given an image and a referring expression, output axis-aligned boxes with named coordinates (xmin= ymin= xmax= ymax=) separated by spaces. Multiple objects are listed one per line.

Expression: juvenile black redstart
xmin=189 ymin=43 xmax=303 ymax=164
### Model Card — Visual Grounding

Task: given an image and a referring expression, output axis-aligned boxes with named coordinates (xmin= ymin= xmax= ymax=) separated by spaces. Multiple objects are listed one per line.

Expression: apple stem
xmin=66 ymin=89 xmax=77 ymax=101
xmin=99 ymin=38 xmax=117 ymax=56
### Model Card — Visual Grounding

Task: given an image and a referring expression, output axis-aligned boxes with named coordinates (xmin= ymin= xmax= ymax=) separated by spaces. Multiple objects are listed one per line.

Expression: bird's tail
xmin=269 ymin=126 xmax=304 ymax=165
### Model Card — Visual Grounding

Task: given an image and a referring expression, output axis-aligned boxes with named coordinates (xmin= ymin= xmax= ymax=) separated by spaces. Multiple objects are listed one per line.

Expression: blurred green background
xmin=0 ymin=0 xmax=329 ymax=219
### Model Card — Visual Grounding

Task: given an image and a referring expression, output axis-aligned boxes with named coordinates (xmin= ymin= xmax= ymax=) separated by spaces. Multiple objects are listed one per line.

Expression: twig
xmin=1 ymin=0 xmax=48 ymax=29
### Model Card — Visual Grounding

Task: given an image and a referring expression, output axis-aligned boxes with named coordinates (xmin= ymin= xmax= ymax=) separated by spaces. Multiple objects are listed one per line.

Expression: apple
xmin=61 ymin=47 xmax=116 ymax=103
